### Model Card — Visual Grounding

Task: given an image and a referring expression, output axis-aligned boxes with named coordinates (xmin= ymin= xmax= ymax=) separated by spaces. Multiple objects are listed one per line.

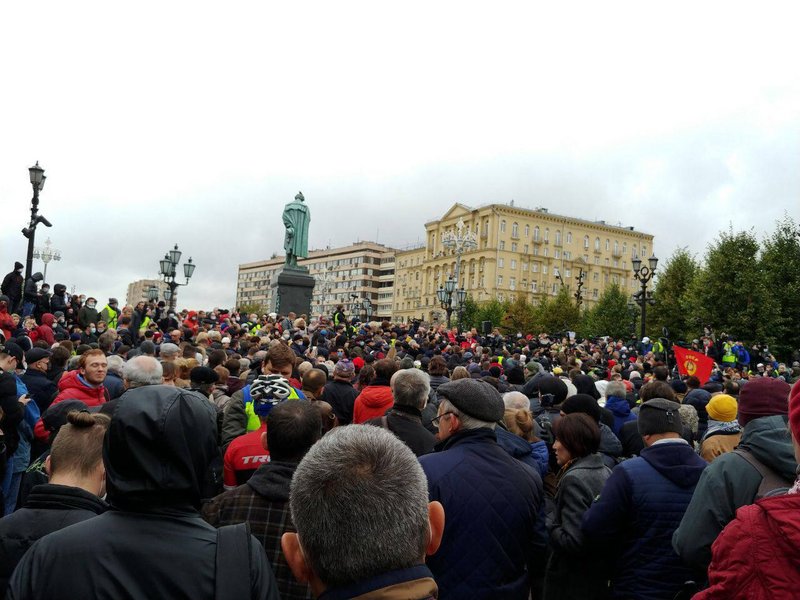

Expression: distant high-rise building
xmin=236 ymin=241 xmax=396 ymax=320
xmin=126 ymin=279 xmax=169 ymax=306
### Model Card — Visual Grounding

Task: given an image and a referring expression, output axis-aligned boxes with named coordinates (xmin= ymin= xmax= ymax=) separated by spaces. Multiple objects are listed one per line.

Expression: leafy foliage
xmin=760 ymin=214 xmax=800 ymax=358
xmin=650 ymin=248 xmax=699 ymax=342
xmin=580 ymin=283 xmax=631 ymax=339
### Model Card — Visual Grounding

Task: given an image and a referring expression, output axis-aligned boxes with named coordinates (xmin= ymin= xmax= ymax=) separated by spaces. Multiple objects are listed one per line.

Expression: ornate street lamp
xmin=437 ymin=217 xmax=476 ymax=331
xmin=23 ymin=162 xmax=53 ymax=281
xmin=436 ymin=275 xmax=467 ymax=330
xmin=632 ymin=254 xmax=658 ymax=341
xmin=32 ymin=237 xmax=61 ymax=283
xmin=147 ymin=285 xmax=160 ymax=302
xmin=158 ymin=244 xmax=195 ymax=310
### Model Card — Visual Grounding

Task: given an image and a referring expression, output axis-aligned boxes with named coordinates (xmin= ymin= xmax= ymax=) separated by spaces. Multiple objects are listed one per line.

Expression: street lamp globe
xmin=648 ymin=254 xmax=659 ymax=271
xmin=183 ymin=257 xmax=196 ymax=279
xmin=168 ymin=244 xmax=182 ymax=266
xmin=631 ymin=257 xmax=642 ymax=273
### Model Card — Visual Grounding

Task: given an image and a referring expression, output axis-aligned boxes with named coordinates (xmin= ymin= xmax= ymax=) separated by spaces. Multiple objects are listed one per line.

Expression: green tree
xmin=760 ymin=214 xmax=800 ymax=359
xmin=650 ymin=248 xmax=699 ymax=342
xmin=580 ymin=283 xmax=631 ymax=339
xmin=536 ymin=287 xmax=580 ymax=334
xmin=475 ymin=298 xmax=509 ymax=332
xmin=687 ymin=227 xmax=776 ymax=346
xmin=460 ymin=294 xmax=481 ymax=330
xmin=502 ymin=295 xmax=537 ymax=334
xmin=237 ymin=302 xmax=267 ymax=316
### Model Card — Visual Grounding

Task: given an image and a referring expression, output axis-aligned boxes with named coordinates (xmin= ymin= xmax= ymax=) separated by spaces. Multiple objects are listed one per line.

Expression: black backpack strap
xmin=215 ymin=522 xmax=252 ymax=600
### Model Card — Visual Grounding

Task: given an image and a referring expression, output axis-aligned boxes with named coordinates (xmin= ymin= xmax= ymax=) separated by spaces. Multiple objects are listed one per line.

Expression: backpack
xmin=733 ymin=448 xmax=794 ymax=499
xmin=215 ymin=522 xmax=253 ymax=600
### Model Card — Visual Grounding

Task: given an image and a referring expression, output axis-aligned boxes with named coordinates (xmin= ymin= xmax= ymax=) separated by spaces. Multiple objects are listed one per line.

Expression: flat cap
xmin=26 ymin=347 xmax=52 ymax=364
xmin=437 ymin=378 xmax=505 ymax=423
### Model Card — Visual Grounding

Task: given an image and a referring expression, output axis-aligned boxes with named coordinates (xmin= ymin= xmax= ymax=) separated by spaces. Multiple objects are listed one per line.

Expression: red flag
xmin=672 ymin=345 xmax=715 ymax=384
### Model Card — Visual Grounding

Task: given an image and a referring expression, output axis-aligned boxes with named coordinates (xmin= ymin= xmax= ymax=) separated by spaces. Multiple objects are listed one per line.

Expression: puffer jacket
xmin=419 ymin=428 xmax=544 ymax=600
xmin=672 ymin=415 xmax=796 ymax=573
xmin=582 ymin=441 xmax=707 ymax=600
xmin=50 ymin=370 xmax=107 ymax=407
xmin=30 ymin=313 xmax=55 ymax=346
xmin=605 ymin=395 xmax=636 ymax=436
xmin=9 ymin=386 xmax=279 ymax=600
xmin=352 ymin=380 xmax=393 ymax=424
xmin=0 ymin=484 xmax=107 ymax=590
xmin=696 ymin=493 xmax=800 ymax=599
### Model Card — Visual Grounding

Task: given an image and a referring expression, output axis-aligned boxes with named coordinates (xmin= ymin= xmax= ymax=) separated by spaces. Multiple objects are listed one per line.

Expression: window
xmin=497 ymin=293 xmax=505 ymax=302
xmin=511 ymin=259 xmax=517 ymax=270
xmin=522 ymin=261 xmax=528 ymax=271
xmin=500 ymin=220 xmax=506 ymax=233
xmin=531 ymin=281 xmax=538 ymax=292
xmin=584 ymin=235 xmax=590 ymax=249
xmin=524 ymin=224 xmax=530 ymax=237
xmin=533 ymin=247 xmax=539 ymax=256
xmin=567 ymin=232 xmax=573 ymax=244
xmin=564 ymin=251 xmax=571 ymax=260
xmin=543 ymin=265 xmax=548 ymax=274
xmin=614 ymin=241 xmax=619 ymax=255
xmin=613 ymin=259 xmax=619 ymax=268
xmin=510 ymin=277 xmax=516 ymax=290
xmin=543 ymin=247 xmax=548 ymax=257
xmin=565 ymin=269 xmax=571 ymax=278
xmin=555 ymin=250 xmax=560 ymax=259
xmin=593 ymin=289 xmax=598 ymax=299
xmin=555 ymin=231 xmax=561 ymax=245
xmin=642 ymin=245 xmax=648 ymax=257
xmin=498 ymin=258 xmax=504 ymax=268
xmin=497 ymin=275 xmax=504 ymax=286
xmin=632 ymin=244 xmax=638 ymax=258
xmin=524 ymin=244 xmax=529 ymax=254
xmin=499 ymin=241 xmax=506 ymax=250
xmin=534 ymin=226 xmax=540 ymax=242
xmin=511 ymin=242 xmax=518 ymax=253
xmin=532 ymin=262 xmax=539 ymax=273
xmin=605 ymin=258 xmax=609 ymax=266
xmin=551 ymin=283 xmax=558 ymax=294
xmin=594 ymin=237 xmax=601 ymax=251
xmin=512 ymin=222 xmax=519 ymax=238
xmin=544 ymin=228 xmax=550 ymax=242
xmin=605 ymin=239 xmax=610 ymax=251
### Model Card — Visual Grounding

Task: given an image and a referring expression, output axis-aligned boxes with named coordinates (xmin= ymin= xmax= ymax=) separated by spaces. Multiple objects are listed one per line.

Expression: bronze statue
xmin=282 ymin=191 xmax=310 ymax=268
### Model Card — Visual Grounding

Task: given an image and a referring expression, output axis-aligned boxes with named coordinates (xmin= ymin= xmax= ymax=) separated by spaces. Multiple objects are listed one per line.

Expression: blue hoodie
xmin=605 ymin=395 xmax=637 ymax=436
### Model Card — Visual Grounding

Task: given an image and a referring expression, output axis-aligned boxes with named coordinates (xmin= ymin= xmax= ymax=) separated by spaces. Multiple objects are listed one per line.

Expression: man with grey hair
xmin=100 ymin=356 xmax=164 ymax=417
xmin=365 ymin=368 xmax=436 ymax=456
xmin=158 ymin=342 xmax=179 ymax=362
xmin=419 ymin=378 xmax=544 ymax=599
xmin=281 ymin=425 xmax=444 ymax=599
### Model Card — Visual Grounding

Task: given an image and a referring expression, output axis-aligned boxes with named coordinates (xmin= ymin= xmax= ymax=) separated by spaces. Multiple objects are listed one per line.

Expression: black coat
xmin=323 ymin=379 xmax=359 ymax=425
xmin=0 ymin=371 xmax=23 ymax=459
xmin=20 ymin=369 xmax=58 ymax=413
xmin=9 ymin=386 xmax=280 ymax=600
xmin=365 ymin=406 xmax=436 ymax=457
xmin=0 ymin=483 xmax=107 ymax=590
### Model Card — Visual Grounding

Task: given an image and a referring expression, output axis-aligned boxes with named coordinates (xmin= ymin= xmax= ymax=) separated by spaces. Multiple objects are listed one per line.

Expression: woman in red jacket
xmin=697 ymin=379 xmax=800 ymax=600
xmin=352 ymin=358 xmax=397 ymax=424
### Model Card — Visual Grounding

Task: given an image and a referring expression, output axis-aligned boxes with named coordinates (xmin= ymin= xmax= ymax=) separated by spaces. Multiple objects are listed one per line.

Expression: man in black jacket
xmin=20 ymin=348 xmax=57 ymax=413
xmin=0 ymin=410 xmax=109 ymax=589
xmin=0 ymin=263 xmax=24 ymax=314
xmin=323 ymin=359 xmax=359 ymax=425
xmin=9 ymin=386 xmax=280 ymax=599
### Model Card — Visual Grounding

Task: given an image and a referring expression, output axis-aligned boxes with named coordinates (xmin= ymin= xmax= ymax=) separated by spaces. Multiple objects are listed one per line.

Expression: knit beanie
xmin=637 ymin=398 xmax=684 ymax=436
xmin=788 ymin=380 xmax=800 ymax=443
xmin=737 ymin=378 xmax=790 ymax=428
xmin=706 ymin=394 xmax=738 ymax=423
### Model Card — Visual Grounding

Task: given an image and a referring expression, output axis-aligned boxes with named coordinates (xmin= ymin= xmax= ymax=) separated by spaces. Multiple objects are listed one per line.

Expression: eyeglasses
xmin=431 ymin=411 xmax=456 ymax=429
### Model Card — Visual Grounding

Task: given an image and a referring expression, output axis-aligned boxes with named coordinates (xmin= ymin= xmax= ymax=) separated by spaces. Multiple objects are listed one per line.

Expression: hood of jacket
xmin=740 ymin=414 xmax=797 ymax=481
xmin=57 ymin=370 xmax=106 ymax=402
xmin=574 ymin=374 xmax=600 ymax=399
xmin=31 ymin=272 xmax=43 ymax=282
xmin=53 ymin=283 xmax=67 ymax=295
xmin=358 ymin=383 xmax=393 ymax=408
xmin=104 ymin=385 xmax=219 ymax=511
xmin=40 ymin=312 xmax=55 ymax=327
xmin=599 ymin=422 xmax=622 ymax=456
xmin=605 ymin=395 xmax=632 ymax=418
xmin=640 ymin=441 xmax=707 ymax=488
xmin=755 ymin=494 xmax=800 ymax=563
xmin=495 ymin=425 xmax=534 ymax=460
xmin=246 ymin=460 xmax=298 ymax=502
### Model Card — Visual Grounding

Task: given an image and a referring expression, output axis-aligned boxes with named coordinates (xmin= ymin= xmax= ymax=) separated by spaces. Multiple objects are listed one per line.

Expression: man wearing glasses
xmin=420 ymin=379 xmax=544 ymax=600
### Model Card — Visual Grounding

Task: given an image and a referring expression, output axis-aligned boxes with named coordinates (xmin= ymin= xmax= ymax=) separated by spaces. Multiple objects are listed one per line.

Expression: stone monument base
xmin=270 ymin=266 xmax=315 ymax=317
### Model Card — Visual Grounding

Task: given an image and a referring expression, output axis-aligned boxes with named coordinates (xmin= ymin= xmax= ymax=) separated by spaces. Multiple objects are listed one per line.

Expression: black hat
xmin=536 ymin=376 xmax=569 ymax=404
xmin=1 ymin=341 xmax=24 ymax=365
xmin=561 ymin=393 xmax=602 ymax=423
xmin=42 ymin=400 xmax=91 ymax=434
xmin=25 ymin=347 xmax=52 ymax=364
xmin=436 ymin=379 xmax=505 ymax=422
xmin=190 ymin=366 xmax=219 ymax=385
xmin=14 ymin=262 xmax=23 ymax=271
xmin=638 ymin=398 xmax=683 ymax=436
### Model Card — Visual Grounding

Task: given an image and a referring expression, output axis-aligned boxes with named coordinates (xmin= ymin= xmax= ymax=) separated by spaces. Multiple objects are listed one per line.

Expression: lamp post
xmin=23 ymin=162 xmax=51 ymax=281
xmin=438 ymin=217 xmax=477 ymax=331
xmin=147 ymin=285 xmax=160 ymax=303
xmin=627 ymin=300 xmax=638 ymax=338
xmin=632 ymin=254 xmax=658 ymax=341
xmin=574 ymin=268 xmax=586 ymax=307
xmin=158 ymin=244 xmax=196 ymax=311
xmin=32 ymin=237 xmax=61 ymax=283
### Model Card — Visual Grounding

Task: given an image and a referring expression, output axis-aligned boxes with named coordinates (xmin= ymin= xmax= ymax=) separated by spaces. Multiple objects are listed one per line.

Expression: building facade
xmin=125 ymin=279 xmax=169 ymax=306
xmin=393 ymin=203 xmax=654 ymax=323
xmin=236 ymin=241 xmax=396 ymax=320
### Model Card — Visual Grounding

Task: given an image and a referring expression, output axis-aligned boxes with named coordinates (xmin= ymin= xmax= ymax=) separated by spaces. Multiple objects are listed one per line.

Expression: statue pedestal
xmin=270 ymin=266 xmax=315 ymax=317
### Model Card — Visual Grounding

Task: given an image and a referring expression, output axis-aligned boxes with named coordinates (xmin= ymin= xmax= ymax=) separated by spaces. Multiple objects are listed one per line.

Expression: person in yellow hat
xmin=699 ymin=394 xmax=741 ymax=462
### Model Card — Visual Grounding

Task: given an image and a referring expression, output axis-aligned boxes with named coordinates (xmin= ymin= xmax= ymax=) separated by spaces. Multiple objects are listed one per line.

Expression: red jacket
xmin=51 ymin=370 xmax=107 ymax=407
xmin=352 ymin=385 xmax=393 ymax=424
xmin=0 ymin=306 xmax=14 ymax=341
xmin=30 ymin=313 xmax=55 ymax=346
xmin=696 ymin=493 xmax=800 ymax=599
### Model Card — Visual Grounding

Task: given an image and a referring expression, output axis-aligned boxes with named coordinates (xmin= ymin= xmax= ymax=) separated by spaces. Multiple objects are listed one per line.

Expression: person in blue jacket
xmin=420 ymin=379 xmax=544 ymax=600
xmin=581 ymin=398 xmax=707 ymax=600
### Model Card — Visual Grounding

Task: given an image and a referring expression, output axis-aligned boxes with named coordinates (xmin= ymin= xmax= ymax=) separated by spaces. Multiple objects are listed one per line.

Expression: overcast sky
xmin=1 ymin=1 xmax=797 ymax=309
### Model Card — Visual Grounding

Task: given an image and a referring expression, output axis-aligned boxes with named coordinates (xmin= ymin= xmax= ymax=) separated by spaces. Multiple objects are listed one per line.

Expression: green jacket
xmin=672 ymin=414 xmax=796 ymax=572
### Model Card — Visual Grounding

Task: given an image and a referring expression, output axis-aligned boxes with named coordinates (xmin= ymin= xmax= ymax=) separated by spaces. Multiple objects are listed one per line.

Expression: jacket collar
xmin=435 ymin=426 xmax=496 ymax=452
xmin=25 ymin=483 xmax=108 ymax=514
xmin=246 ymin=460 xmax=298 ymax=501
xmin=319 ymin=565 xmax=437 ymax=600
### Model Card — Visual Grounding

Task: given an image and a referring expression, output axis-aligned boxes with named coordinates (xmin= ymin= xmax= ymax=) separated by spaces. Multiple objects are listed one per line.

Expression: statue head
xmin=295 ymin=191 xmax=305 ymax=202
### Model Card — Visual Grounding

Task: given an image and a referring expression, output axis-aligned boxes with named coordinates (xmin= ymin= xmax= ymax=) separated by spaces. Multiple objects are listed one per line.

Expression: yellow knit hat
xmin=706 ymin=394 xmax=738 ymax=422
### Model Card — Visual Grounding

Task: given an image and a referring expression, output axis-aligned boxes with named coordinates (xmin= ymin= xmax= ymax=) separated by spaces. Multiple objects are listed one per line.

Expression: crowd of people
xmin=1 ymin=260 xmax=799 ymax=599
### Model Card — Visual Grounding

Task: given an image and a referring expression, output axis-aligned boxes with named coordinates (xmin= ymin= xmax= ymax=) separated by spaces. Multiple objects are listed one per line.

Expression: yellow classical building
xmin=393 ymin=203 xmax=654 ymax=323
